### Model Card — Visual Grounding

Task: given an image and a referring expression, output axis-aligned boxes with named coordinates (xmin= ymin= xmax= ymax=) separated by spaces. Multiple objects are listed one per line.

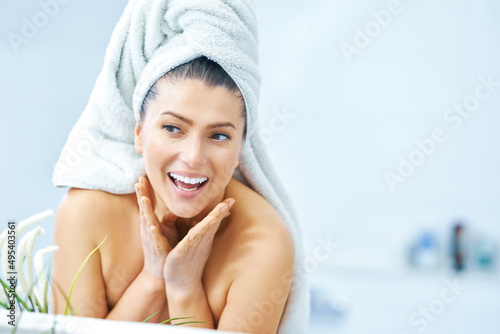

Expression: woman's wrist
xmin=138 ymin=269 xmax=166 ymax=294
xmin=166 ymin=282 xmax=205 ymax=304
xmin=166 ymin=283 xmax=214 ymax=328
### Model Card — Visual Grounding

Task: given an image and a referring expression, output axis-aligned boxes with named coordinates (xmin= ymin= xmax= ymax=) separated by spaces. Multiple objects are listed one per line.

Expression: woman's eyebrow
xmin=207 ymin=122 xmax=236 ymax=130
xmin=160 ymin=111 xmax=236 ymax=130
xmin=160 ymin=111 xmax=193 ymax=125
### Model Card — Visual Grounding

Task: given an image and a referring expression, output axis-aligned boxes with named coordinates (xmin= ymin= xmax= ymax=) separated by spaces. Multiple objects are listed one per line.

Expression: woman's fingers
xmin=141 ymin=176 xmax=177 ymax=225
xmin=139 ymin=176 xmax=153 ymax=202
xmin=136 ymin=178 xmax=161 ymax=227
xmin=140 ymin=196 xmax=165 ymax=244
xmin=136 ymin=176 xmax=180 ymax=250
xmin=189 ymin=199 xmax=233 ymax=238
xmin=135 ymin=183 xmax=148 ymax=230
xmin=141 ymin=177 xmax=172 ymax=216
xmin=175 ymin=198 xmax=235 ymax=254
xmin=163 ymin=198 xmax=235 ymax=286
xmin=150 ymin=225 xmax=169 ymax=252
xmin=135 ymin=177 xmax=173 ymax=279
xmin=136 ymin=180 xmax=168 ymax=250
xmin=135 ymin=182 xmax=143 ymax=208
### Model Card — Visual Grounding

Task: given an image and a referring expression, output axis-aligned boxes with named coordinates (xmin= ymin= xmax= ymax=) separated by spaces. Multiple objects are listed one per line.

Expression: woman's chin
xmin=169 ymin=204 xmax=204 ymax=219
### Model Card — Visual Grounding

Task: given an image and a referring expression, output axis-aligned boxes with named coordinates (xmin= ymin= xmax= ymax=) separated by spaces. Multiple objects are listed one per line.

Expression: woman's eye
xmin=163 ymin=125 xmax=181 ymax=133
xmin=212 ymin=133 xmax=230 ymax=141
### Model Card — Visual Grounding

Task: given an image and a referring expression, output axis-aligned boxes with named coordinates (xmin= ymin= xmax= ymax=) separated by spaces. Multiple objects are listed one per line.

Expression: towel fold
xmin=53 ymin=0 xmax=309 ymax=332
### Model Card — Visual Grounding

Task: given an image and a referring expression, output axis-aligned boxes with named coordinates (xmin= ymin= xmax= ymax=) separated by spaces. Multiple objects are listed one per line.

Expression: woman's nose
xmin=179 ymin=136 xmax=207 ymax=168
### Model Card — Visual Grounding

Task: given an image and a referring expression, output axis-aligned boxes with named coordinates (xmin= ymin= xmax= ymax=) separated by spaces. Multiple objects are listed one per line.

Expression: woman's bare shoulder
xmin=212 ymin=179 xmax=295 ymax=332
xmin=52 ymin=188 xmax=134 ymax=316
xmin=224 ymin=178 xmax=295 ymax=263
xmin=227 ymin=178 xmax=291 ymax=226
xmin=55 ymin=188 xmax=136 ymax=239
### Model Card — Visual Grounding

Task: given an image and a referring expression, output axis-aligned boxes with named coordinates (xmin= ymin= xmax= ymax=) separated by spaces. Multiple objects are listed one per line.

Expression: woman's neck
xmin=176 ymin=190 xmax=225 ymax=228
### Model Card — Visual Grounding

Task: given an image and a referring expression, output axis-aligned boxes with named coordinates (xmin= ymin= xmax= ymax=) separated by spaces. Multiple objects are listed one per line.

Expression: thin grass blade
xmin=172 ymin=321 xmax=211 ymax=326
xmin=64 ymin=236 xmax=107 ymax=316
xmin=142 ymin=310 xmax=160 ymax=322
xmin=159 ymin=316 xmax=200 ymax=325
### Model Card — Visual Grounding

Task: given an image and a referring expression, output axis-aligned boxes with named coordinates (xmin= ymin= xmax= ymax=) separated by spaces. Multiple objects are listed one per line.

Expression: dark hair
xmin=140 ymin=56 xmax=247 ymax=138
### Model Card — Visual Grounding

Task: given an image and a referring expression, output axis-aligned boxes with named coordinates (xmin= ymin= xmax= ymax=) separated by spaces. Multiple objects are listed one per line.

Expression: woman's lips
xmin=168 ymin=172 xmax=209 ymax=198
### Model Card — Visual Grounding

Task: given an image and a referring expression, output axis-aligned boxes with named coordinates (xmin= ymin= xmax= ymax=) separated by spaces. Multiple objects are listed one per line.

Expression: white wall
xmin=255 ymin=0 xmax=500 ymax=272
xmin=1 ymin=1 xmax=129 ymax=249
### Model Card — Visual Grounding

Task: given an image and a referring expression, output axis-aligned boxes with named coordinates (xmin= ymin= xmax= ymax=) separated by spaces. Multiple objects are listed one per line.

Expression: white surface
xmin=0 ymin=310 xmax=237 ymax=334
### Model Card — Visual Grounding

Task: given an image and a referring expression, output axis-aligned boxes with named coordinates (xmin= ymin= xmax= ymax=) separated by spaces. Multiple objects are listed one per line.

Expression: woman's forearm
xmin=105 ymin=270 xmax=167 ymax=322
xmin=166 ymin=283 xmax=215 ymax=329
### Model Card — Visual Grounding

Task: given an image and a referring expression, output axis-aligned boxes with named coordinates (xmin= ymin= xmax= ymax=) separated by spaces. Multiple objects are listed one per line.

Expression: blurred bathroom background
xmin=1 ymin=0 xmax=499 ymax=333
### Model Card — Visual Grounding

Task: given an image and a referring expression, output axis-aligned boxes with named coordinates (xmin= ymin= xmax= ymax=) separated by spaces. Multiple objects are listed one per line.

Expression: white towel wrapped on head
xmin=53 ymin=0 xmax=309 ymax=332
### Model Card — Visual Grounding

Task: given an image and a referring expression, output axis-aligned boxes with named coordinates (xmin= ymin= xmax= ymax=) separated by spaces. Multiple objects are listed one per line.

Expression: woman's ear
xmin=134 ymin=120 xmax=143 ymax=154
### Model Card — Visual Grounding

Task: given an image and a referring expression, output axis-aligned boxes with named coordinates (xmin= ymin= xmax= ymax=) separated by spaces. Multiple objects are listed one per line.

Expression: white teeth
xmin=170 ymin=172 xmax=208 ymax=184
xmin=177 ymin=185 xmax=198 ymax=191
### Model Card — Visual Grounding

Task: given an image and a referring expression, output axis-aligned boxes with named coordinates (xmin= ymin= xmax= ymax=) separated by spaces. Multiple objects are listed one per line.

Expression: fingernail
xmin=221 ymin=205 xmax=228 ymax=213
xmin=139 ymin=177 xmax=144 ymax=185
xmin=209 ymin=220 xmax=217 ymax=225
xmin=135 ymin=184 xmax=139 ymax=195
xmin=228 ymin=199 xmax=235 ymax=208
xmin=141 ymin=197 xmax=145 ymax=206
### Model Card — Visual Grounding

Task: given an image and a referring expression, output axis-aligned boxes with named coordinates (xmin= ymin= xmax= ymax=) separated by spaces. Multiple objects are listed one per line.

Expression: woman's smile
xmin=168 ymin=171 xmax=209 ymax=198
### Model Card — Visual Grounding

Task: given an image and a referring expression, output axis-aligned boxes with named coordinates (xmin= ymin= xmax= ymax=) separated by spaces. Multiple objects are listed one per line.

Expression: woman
xmin=52 ymin=57 xmax=294 ymax=333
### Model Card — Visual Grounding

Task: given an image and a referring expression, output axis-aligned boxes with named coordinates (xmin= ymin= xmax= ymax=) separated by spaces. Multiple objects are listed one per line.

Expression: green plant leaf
xmin=64 ymin=236 xmax=107 ymax=316
xmin=0 ymin=278 xmax=32 ymax=311
xmin=172 ymin=321 xmax=212 ymax=326
xmin=52 ymin=277 xmax=73 ymax=315
xmin=142 ymin=310 xmax=159 ymax=322
xmin=33 ymin=294 xmax=43 ymax=313
xmin=28 ymin=296 xmax=35 ymax=312
xmin=1 ymin=277 xmax=11 ymax=309
xmin=143 ymin=314 xmax=210 ymax=326
xmin=159 ymin=316 xmax=195 ymax=324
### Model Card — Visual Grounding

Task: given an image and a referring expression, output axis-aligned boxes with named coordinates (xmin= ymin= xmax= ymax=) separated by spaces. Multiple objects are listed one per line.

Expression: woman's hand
xmin=163 ymin=198 xmax=235 ymax=292
xmin=135 ymin=176 xmax=178 ymax=279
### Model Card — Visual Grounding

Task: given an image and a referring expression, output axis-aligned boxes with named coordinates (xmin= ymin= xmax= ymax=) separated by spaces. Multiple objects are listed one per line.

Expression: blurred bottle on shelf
xmin=451 ymin=223 xmax=466 ymax=272
xmin=409 ymin=231 xmax=439 ymax=270
xmin=473 ymin=235 xmax=496 ymax=271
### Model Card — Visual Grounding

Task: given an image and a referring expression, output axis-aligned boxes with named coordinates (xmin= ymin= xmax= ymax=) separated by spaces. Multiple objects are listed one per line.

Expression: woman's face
xmin=134 ymin=79 xmax=245 ymax=218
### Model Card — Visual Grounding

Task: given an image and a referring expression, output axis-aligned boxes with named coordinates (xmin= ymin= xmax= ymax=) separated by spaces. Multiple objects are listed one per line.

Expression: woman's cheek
xmin=220 ymin=156 xmax=238 ymax=182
